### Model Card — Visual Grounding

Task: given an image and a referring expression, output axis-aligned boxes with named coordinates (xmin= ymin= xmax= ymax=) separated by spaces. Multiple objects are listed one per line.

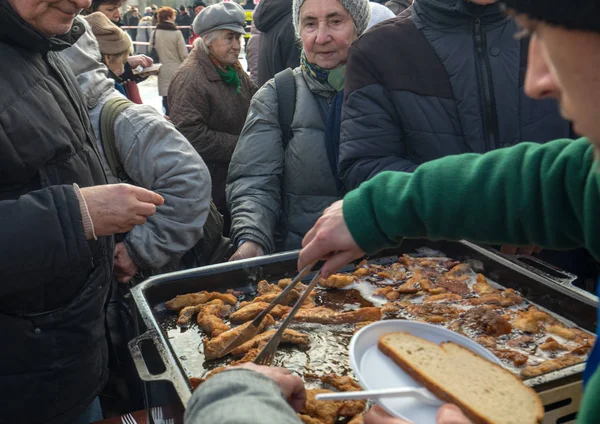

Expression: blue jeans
xmin=72 ymin=397 xmax=103 ymax=424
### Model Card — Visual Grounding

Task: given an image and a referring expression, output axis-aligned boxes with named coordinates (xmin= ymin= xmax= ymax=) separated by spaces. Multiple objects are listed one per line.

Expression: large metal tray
xmin=129 ymin=239 xmax=598 ymax=408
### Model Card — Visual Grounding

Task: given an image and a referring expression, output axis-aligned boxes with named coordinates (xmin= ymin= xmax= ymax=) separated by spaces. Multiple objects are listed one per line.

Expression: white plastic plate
xmin=349 ymin=320 xmax=503 ymax=423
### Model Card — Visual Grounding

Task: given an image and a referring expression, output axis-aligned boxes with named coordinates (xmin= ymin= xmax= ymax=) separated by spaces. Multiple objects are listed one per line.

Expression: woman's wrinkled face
xmin=518 ymin=15 xmax=600 ymax=149
xmin=299 ymin=0 xmax=357 ymax=70
xmin=209 ymin=30 xmax=242 ymax=67
xmin=97 ymin=3 xmax=123 ymax=24
xmin=7 ymin=0 xmax=90 ymax=36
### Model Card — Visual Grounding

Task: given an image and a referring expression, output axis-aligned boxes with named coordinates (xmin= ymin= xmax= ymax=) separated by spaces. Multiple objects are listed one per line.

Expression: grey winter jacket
xmin=185 ymin=370 xmax=301 ymax=424
xmin=60 ymin=21 xmax=212 ymax=270
xmin=339 ymin=0 xmax=572 ymax=190
xmin=227 ymin=68 xmax=340 ymax=253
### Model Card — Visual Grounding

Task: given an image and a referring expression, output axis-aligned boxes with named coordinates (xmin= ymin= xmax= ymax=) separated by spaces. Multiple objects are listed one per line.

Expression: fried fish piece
xmin=443 ymin=263 xmax=472 ymax=281
xmin=437 ymin=278 xmax=470 ymax=295
xmin=493 ymin=349 xmax=529 ymax=367
xmin=229 ymin=302 xmax=291 ymax=323
xmin=540 ymin=337 xmax=567 ymax=352
xmin=405 ymin=303 xmax=461 ymax=324
xmin=469 ymin=288 xmax=524 ymax=307
xmin=291 ymin=307 xmax=382 ymax=324
xmin=473 ymin=274 xmax=496 ymax=295
xmin=338 ymin=400 xmax=367 ymax=417
xmin=197 ymin=313 xmax=230 ymax=338
xmin=302 ymin=389 xmax=341 ymax=424
xmin=298 ymin=414 xmax=325 ymax=424
xmin=396 ymin=272 xmax=432 ymax=294
xmin=521 ymin=355 xmax=585 ymax=379
xmin=278 ymin=278 xmax=308 ymax=291
xmin=570 ymin=345 xmax=592 ymax=356
xmin=512 ymin=307 xmax=550 ymax=334
xmin=373 ymin=286 xmax=400 ymax=301
xmin=376 ymin=269 xmax=407 ymax=281
xmin=258 ymin=280 xmax=282 ymax=295
xmin=165 ymin=291 xmax=238 ymax=311
xmin=177 ymin=304 xmax=205 ymax=327
xmin=353 ymin=268 xmax=372 ymax=277
xmin=230 ymin=346 xmax=265 ymax=365
xmin=354 ymin=321 xmax=376 ymax=332
xmin=319 ymin=274 xmax=355 ymax=289
xmin=202 ymin=314 xmax=275 ymax=360
xmin=424 ymin=293 xmax=462 ymax=303
xmin=459 ymin=307 xmax=512 ymax=336
xmin=427 ymin=287 xmax=447 ymax=295
xmin=475 ymin=335 xmax=497 ymax=350
xmin=506 ymin=335 xmax=536 ymax=353
xmin=230 ymin=328 xmax=310 ymax=356
xmin=547 ymin=324 xmax=577 ymax=340
xmin=319 ymin=375 xmax=362 ymax=392
xmin=178 ymin=299 xmax=232 ymax=328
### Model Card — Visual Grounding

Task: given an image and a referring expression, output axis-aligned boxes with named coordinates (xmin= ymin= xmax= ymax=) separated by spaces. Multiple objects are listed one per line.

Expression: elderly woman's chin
xmin=313 ymin=52 xmax=345 ymax=70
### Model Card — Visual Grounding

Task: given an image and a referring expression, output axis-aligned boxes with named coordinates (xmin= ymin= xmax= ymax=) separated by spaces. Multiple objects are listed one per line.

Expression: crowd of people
xmin=1 ymin=0 xmax=600 ymax=423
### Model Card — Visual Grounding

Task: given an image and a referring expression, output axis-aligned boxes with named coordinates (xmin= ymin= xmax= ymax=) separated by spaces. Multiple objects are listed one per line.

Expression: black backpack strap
xmin=274 ymin=68 xmax=296 ymax=149
xmin=100 ymin=96 xmax=135 ymax=182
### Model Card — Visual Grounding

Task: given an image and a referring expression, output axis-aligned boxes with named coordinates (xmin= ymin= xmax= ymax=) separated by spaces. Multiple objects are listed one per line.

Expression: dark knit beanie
xmin=502 ymin=1 xmax=600 ymax=33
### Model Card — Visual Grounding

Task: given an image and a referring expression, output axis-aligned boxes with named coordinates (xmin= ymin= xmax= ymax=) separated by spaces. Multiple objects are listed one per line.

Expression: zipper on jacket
xmin=473 ymin=18 xmax=500 ymax=150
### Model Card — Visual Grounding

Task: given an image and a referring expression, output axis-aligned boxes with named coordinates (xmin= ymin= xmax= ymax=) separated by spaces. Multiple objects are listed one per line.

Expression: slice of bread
xmin=378 ymin=332 xmax=543 ymax=424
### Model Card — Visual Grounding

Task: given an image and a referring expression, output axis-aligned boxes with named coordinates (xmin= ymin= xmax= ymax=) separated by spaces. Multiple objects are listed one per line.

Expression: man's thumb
xmin=437 ymin=404 xmax=472 ymax=424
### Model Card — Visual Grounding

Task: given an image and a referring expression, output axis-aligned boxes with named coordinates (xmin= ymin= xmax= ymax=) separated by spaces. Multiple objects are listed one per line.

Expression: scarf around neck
xmin=209 ymin=54 xmax=241 ymax=93
xmin=156 ymin=21 xmax=177 ymax=31
xmin=301 ymin=51 xmax=346 ymax=93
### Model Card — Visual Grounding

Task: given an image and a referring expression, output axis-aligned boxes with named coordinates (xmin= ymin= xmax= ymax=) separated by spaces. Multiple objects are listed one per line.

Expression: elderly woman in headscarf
xmin=226 ymin=0 xmax=371 ymax=261
xmin=169 ymin=2 xmax=257 ymax=236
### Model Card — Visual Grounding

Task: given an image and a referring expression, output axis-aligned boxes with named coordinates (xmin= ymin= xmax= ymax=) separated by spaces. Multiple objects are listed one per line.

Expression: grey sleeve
xmin=226 ymin=82 xmax=284 ymax=253
xmin=115 ymin=104 xmax=212 ymax=269
xmin=184 ymin=370 xmax=302 ymax=424
xmin=0 ymin=185 xmax=92 ymax=295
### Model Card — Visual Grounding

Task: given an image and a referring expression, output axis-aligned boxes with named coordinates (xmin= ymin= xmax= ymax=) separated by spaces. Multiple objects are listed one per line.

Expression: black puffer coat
xmin=253 ymin=0 xmax=301 ymax=86
xmin=339 ymin=0 xmax=572 ymax=190
xmin=0 ymin=7 xmax=112 ymax=424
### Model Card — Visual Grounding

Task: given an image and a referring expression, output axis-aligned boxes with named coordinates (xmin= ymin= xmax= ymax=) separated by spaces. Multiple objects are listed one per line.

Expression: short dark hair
xmin=179 ymin=5 xmax=186 ymax=11
xmin=90 ymin=0 xmax=125 ymax=12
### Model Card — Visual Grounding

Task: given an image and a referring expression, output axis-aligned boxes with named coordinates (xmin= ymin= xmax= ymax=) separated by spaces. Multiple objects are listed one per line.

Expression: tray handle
xmin=128 ymin=329 xmax=176 ymax=382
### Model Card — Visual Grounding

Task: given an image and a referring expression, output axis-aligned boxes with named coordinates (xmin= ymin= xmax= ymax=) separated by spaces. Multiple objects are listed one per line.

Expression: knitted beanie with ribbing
xmin=502 ymin=0 xmax=600 ymax=33
xmin=292 ymin=0 xmax=372 ymax=37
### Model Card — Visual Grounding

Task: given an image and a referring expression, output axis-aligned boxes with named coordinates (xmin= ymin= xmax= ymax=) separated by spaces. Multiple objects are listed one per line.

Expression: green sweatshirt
xmin=343 ymin=137 xmax=599 ymax=423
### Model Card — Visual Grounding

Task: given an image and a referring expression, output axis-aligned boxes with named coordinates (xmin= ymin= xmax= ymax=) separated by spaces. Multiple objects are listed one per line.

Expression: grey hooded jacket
xmin=60 ymin=20 xmax=212 ymax=270
xmin=339 ymin=0 xmax=572 ymax=190
xmin=227 ymin=68 xmax=340 ymax=253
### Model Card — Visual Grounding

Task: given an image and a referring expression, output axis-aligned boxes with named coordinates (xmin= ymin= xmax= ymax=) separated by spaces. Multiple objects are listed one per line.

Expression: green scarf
xmin=209 ymin=55 xmax=241 ymax=93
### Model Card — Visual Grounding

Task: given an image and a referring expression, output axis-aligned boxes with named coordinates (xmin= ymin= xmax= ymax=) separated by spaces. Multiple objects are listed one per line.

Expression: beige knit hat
xmin=83 ymin=12 xmax=132 ymax=55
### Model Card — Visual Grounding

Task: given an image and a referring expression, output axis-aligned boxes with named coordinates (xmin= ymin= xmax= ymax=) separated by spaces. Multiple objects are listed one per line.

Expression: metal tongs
xmin=216 ymin=260 xmax=319 ymax=358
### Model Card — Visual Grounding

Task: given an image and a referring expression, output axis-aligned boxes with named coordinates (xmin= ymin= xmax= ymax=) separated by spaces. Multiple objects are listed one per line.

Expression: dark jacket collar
xmin=414 ymin=0 xmax=507 ymax=27
xmin=0 ymin=1 xmax=85 ymax=53
xmin=253 ymin=0 xmax=293 ymax=32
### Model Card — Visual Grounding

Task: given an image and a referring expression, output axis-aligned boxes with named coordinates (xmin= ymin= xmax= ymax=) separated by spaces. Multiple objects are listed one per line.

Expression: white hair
xmin=194 ymin=29 xmax=227 ymax=55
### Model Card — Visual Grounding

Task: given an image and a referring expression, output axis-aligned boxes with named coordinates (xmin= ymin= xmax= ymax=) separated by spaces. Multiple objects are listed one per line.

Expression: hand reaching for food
xmin=114 ymin=242 xmax=139 ymax=283
xmin=299 ymin=200 xmax=365 ymax=278
xmin=233 ymin=363 xmax=306 ymax=412
xmin=364 ymin=405 xmax=473 ymax=424
xmin=229 ymin=240 xmax=265 ymax=262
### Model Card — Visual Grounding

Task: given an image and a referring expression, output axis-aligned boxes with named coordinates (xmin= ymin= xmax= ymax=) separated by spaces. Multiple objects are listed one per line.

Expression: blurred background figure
xmin=369 ymin=1 xmax=395 ymax=27
xmin=246 ymin=22 xmax=260 ymax=84
xmin=189 ymin=1 xmax=208 ymax=45
xmin=124 ymin=5 xmax=139 ymax=40
xmin=244 ymin=0 xmax=256 ymax=10
xmin=136 ymin=14 xmax=154 ymax=55
xmin=83 ymin=12 xmax=137 ymax=100
xmin=149 ymin=7 xmax=189 ymax=114
xmin=253 ymin=0 xmax=301 ymax=86
xmin=169 ymin=2 xmax=257 ymax=236
xmin=385 ymin=0 xmax=413 ymax=15
xmin=176 ymin=5 xmax=194 ymax=43
xmin=89 ymin=0 xmax=125 ymax=25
